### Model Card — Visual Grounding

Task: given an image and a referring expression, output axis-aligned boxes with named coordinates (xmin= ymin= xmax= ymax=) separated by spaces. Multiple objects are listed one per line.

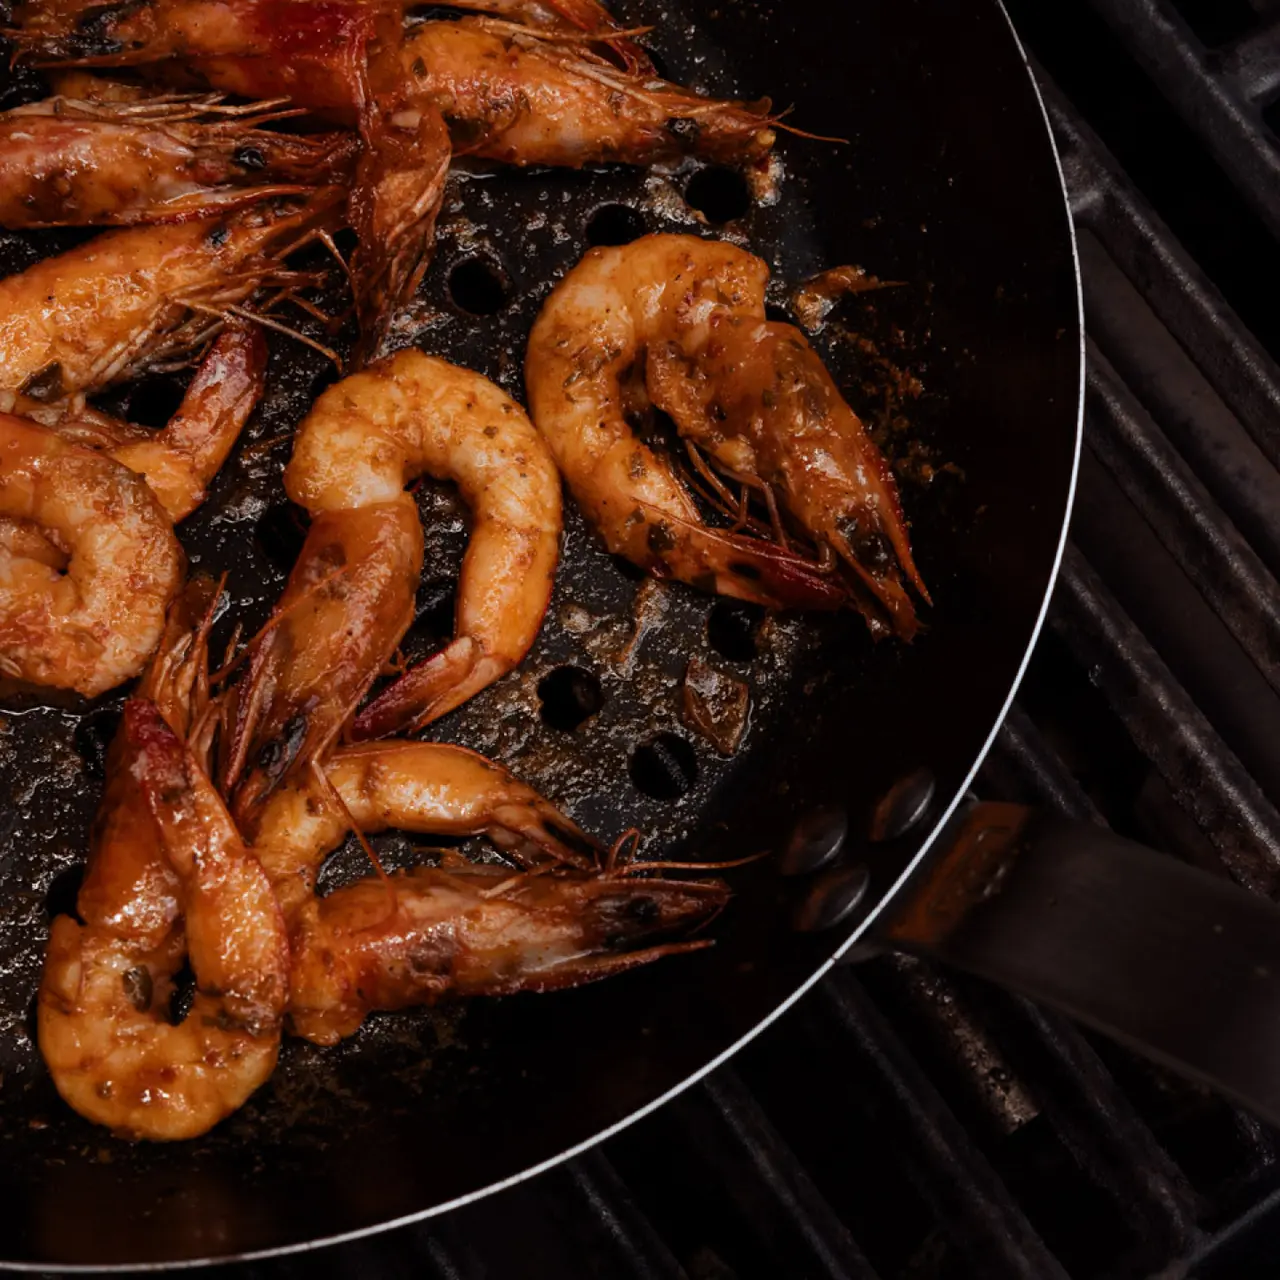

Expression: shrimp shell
xmin=226 ymin=349 xmax=561 ymax=817
xmin=251 ymin=740 xmax=598 ymax=923
xmin=39 ymin=698 xmax=289 ymax=1140
xmin=0 ymin=415 xmax=183 ymax=696
xmin=0 ymin=195 xmax=338 ymax=398
xmin=287 ymin=863 xmax=728 ymax=1045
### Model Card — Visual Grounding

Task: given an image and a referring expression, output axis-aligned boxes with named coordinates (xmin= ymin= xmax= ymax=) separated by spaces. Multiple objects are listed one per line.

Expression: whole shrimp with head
xmin=526 ymin=234 xmax=929 ymax=638
xmin=38 ymin=593 xmax=289 ymax=1140
xmin=288 ymin=858 xmax=730 ymax=1045
xmin=224 ymin=349 xmax=561 ymax=823
xmin=0 ymin=193 xmax=335 ymax=401
xmin=0 ymin=92 xmax=356 ymax=229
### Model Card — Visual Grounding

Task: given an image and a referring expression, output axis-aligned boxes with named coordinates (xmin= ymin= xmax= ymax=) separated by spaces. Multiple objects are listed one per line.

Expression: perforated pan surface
xmin=0 ymin=0 xmax=1079 ymax=1265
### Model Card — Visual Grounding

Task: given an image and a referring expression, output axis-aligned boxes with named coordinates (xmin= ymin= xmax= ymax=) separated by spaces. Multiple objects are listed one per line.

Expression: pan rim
xmin=4 ymin=0 xmax=1085 ymax=1269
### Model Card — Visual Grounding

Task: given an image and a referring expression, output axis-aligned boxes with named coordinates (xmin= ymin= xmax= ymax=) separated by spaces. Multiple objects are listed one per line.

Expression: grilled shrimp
xmin=526 ymin=234 xmax=928 ymax=636
xmin=38 ymin=696 xmax=289 ymax=1140
xmin=401 ymin=18 xmax=775 ymax=168
xmin=224 ymin=349 xmax=561 ymax=818
xmin=288 ymin=862 xmax=728 ymax=1045
xmin=0 ymin=95 xmax=356 ymax=229
xmin=250 ymin=741 xmax=596 ymax=923
xmin=12 ymin=0 xmax=451 ymax=349
xmin=0 ymin=195 xmax=335 ymax=399
xmin=0 ymin=415 xmax=182 ymax=695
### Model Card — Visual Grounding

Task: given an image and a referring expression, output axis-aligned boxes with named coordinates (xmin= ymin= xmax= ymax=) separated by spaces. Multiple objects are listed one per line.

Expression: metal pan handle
xmin=880 ymin=802 xmax=1280 ymax=1127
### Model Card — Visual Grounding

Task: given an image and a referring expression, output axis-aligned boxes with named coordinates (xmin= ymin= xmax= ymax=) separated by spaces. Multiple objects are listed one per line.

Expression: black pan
xmin=0 ymin=0 xmax=1095 ymax=1267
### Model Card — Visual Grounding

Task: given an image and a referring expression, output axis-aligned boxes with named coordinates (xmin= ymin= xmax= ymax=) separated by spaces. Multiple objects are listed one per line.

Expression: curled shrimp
xmin=38 ymin=695 xmax=289 ymax=1140
xmin=526 ymin=234 xmax=928 ymax=636
xmin=401 ymin=18 xmax=776 ymax=168
xmin=0 ymin=324 xmax=263 ymax=694
xmin=288 ymin=861 xmax=729 ymax=1045
xmin=0 ymin=194 xmax=337 ymax=400
xmin=0 ymin=414 xmax=183 ymax=696
xmin=224 ymin=349 xmax=561 ymax=817
xmin=0 ymin=94 xmax=357 ymax=229
xmin=250 ymin=740 xmax=598 ymax=923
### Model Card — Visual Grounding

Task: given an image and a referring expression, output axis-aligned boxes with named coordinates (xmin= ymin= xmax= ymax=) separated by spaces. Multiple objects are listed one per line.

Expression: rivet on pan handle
xmin=880 ymin=802 xmax=1280 ymax=1129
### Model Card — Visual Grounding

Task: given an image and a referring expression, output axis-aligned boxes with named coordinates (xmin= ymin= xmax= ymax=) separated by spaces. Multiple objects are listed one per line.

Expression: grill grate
xmin=45 ymin=1 xmax=1280 ymax=1274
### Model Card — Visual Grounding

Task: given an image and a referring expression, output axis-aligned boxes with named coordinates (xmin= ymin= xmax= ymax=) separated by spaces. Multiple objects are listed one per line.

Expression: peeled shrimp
xmin=0 ymin=415 xmax=182 ymax=695
xmin=251 ymin=741 xmax=597 ymax=923
xmin=224 ymin=349 xmax=561 ymax=819
xmin=0 ymin=195 xmax=335 ymax=399
xmin=38 ymin=696 xmax=289 ymax=1140
xmin=0 ymin=94 xmax=356 ymax=229
xmin=526 ymin=234 xmax=928 ymax=636
xmin=288 ymin=862 xmax=728 ymax=1045
xmin=401 ymin=18 xmax=776 ymax=169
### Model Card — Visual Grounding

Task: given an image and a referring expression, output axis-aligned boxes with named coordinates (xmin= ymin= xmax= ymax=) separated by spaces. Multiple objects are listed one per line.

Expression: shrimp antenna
xmin=616 ymin=851 xmax=768 ymax=876
xmin=308 ymin=756 xmax=395 ymax=891
xmin=184 ymin=301 xmax=343 ymax=372
xmin=767 ymin=107 xmax=848 ymax=145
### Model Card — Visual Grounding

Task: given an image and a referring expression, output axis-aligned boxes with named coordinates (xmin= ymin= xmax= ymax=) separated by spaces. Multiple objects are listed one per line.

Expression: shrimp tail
xmin=350 ymin=635 xmax=496 ymax=739
xmin=111 ymin=322 xmax=266 ymax=522
xmin=223 ymin=501 xmax=424 ymax=829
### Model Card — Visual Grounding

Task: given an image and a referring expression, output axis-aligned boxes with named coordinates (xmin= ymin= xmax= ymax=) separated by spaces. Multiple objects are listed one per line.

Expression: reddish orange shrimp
xmin=0 ymin=94 xmax=356 ymax=229
xmin=0 ymin=194 xmax=336 ymax=399
xmin=288 ymin=862 xmax=728 ymax=1045
xmin=526 ymin=234 xmax=928 ymax=636
xmin=401 ymin=18 xmax=776 ymax=168
xmin=223 ymin=349 xmax=561 ymax=819
xmin=250 ymin=740 xmax=598 ymax=923
xmin=39 ymin=596 xmax=289 ymax=1138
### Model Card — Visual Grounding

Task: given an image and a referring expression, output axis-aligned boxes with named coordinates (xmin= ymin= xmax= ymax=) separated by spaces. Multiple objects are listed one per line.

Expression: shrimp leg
xmin=0 ymin=95 xmax=357 ymax=229
xmin=225 ymin=350 xmax=561 ymax=817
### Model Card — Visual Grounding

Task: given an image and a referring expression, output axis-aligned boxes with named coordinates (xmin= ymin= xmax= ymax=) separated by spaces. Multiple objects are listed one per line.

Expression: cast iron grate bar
xmin=1049 ymin=545 xmax=1280 ymax=889
xmin=1083 ymin=345 xmax=1280 ymax=696
xmin=807 ymin=970 xmax=1069 ymax=1279
xmin=556 ymin=1152 xmax=690 ymax=1280
xmin=1043 ymin=75 xmax=1280 ymax=471
xmin=639 ymin=1067 xmax=881 ymax=1280
xmin=1083 ymin=0 xmax=1280 ymax=244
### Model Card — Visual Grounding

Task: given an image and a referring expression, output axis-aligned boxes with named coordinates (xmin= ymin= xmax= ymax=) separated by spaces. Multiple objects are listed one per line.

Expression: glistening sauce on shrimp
xmin=0 ymin=415 xmax=183 ymax=695
xmin=224 ymin=349 xmax=562 ymax=819
xmin=251 ymin=741 xmax=598 ymax=922
xmin=0 ymin=194 xmax=337 ymax=398
xmin=38 ymin=599 xmax=288 ymax=1140
xmin=526 ymin=233 xmax=927 ymax=637
xmin=0 ymin=95 xmax=356 ymax=228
